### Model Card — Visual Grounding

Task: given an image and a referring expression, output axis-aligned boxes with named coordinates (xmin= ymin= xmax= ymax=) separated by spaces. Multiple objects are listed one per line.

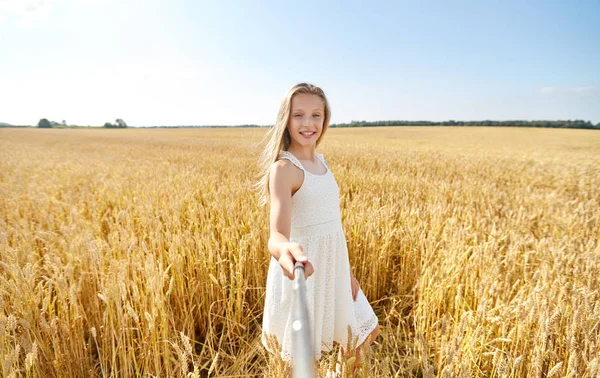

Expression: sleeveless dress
xmin=261 ymin=151 xmax=378 ymax=361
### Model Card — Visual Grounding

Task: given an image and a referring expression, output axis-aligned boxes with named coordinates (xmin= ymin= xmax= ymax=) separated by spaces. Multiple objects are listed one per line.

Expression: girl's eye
xmin=294 ymin=114 xmax=302 ymax=118
xmin=313 ymin=114 xmax=321 ymax=118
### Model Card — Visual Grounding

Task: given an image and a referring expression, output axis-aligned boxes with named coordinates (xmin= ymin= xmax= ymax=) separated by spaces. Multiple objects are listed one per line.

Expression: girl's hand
xmin=351 ymin=274 xmax=360 ymax=301
xmin=278 ymin=242 xmax=314 ymax=280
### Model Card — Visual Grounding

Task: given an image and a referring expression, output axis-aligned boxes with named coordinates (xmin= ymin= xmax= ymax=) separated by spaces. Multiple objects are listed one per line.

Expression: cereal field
xmin=1 ymin=126 xmax=599 ymax=377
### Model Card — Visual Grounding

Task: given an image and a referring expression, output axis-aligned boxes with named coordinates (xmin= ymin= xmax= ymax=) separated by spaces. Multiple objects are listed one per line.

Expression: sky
xmin=1 ymin=0 xmax=599 ymax=127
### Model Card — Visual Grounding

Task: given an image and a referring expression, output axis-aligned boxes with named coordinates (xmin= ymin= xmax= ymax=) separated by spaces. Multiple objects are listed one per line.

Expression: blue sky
xmin=1 ymin=0 xmax=599 ymax=126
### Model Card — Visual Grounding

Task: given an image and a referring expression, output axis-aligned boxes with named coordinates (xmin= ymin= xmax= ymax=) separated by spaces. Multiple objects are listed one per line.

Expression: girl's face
xmin=287 ymin=93 xmax=325 ymax=149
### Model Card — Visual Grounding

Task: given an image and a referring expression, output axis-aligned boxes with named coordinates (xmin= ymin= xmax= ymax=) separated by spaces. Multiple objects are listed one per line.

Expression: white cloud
xmin=0 ymin=0 xmax=64 ymax=26
xmin=570 ymin=86 xmax=597 ymax=94
xmin=539 ymin=86 xmax=599 ymax=96
xmin=539 ymin=87 xmax=557 ymax=95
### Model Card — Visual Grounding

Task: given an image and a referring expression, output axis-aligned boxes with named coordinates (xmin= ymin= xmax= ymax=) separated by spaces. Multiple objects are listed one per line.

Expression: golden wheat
xmin=1 ymin=126 xmax=599 ymax=377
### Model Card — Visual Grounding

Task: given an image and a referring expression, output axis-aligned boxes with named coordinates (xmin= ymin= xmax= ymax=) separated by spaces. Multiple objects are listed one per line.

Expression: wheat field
xmin=1 ymin=126 xmax=599 ymax=377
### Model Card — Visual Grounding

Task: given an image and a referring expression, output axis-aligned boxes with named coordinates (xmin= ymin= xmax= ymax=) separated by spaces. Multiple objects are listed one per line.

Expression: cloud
xmin=571 ymin=86 xmax=597 ymax=94
xmin=539 ymin=87 xmax=557 ymax=95
xmin=0 ymin=0 xmax=64 ymax=26
xmin=539 ymin=86 xmax=599 ymax=96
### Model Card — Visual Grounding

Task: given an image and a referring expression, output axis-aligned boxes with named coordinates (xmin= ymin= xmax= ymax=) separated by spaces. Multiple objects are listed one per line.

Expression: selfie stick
xmin=292 ymin=262 xmax=316 ymax=378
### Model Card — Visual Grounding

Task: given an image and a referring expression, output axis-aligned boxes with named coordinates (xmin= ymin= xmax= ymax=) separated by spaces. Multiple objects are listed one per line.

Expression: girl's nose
xmin=302 ymin=116 xmax=311 ymax=126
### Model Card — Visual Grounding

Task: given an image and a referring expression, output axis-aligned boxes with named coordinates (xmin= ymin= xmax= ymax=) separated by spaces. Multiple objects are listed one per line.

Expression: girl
xmin=257 ymin=83 xmax=379 ymax=374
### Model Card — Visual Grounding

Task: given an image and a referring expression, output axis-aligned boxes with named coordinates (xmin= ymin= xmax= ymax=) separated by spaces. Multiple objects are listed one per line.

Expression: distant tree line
xmin=331 ymin=119 xmax=600 ymax=129
xmin=103 ymin=119 xmax=128 ymax=128
xmin=35 ymin=118 xmax=128 ymax=128
xmin=37 ymin=119 xmax=67 ymax=128
xmin=144 ymin=124 xmax=261 ymax=128
xmin=27 ymin=118 xmax=600 ymax=129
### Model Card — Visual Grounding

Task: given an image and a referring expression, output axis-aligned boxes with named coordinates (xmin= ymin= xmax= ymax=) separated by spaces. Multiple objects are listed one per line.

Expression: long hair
xmin=255 ymin=83 xmax=331 ymax=206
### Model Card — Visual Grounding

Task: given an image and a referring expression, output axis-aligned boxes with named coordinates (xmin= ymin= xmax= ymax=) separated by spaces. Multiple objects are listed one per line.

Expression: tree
xmin=104 ymin=119 xmax=127 ymax=128
xmin=62 ymin=120 xmax=67 ymax=126
xmin=38 ymin=118 xmax=52 ymax=128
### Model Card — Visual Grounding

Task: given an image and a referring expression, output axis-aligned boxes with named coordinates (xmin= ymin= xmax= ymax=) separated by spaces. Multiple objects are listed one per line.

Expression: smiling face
xmin=287 ymin=93 xmax=325 ymax=149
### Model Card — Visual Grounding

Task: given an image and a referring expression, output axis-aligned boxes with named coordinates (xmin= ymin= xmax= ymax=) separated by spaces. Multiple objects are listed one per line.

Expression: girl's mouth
xmin=300 ymin=131 xmax=315 ymax=138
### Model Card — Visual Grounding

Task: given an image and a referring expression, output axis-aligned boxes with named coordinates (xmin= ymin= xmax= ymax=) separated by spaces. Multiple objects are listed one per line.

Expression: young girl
xmin=258 ymin=83 xmax=379 ymax=373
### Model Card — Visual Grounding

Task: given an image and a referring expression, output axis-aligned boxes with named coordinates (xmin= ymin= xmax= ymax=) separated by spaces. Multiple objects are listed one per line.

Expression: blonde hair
xmin=255 ymin=83 xmax=331 ymax=206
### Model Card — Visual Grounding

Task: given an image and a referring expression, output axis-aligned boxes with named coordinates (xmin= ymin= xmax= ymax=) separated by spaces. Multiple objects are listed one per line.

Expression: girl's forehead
xmin=291 ymin=93 xmax=324 ymax=110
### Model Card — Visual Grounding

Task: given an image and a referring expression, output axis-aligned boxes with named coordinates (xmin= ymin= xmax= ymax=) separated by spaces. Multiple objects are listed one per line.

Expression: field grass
xmin=1 ymin=126 xmax=599 ymax=377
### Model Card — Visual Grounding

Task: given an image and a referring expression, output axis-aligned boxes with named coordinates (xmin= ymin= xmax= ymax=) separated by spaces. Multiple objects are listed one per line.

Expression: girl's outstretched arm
xmin=267 ymin=160 xmax=314 ymax=280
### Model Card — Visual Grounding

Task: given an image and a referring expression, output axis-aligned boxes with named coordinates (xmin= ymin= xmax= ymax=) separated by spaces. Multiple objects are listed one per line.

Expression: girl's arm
xmin=267 ymin=160 xmax=314 ymax=280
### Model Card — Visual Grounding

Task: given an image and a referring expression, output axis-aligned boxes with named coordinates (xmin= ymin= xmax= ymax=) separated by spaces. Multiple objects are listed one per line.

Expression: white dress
xmin=261 ymin=151 xmax=378 ymax=361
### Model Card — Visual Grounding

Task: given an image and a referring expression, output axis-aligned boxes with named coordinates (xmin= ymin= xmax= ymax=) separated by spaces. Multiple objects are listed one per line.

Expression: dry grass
xmin=1 ymin=126 xmax=599 ymax=377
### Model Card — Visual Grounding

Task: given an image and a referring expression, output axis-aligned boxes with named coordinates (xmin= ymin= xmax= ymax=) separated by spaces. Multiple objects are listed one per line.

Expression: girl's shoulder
xmin=278 ymin=151 xmax=305 ymax=172
xmin=269 ymin=157 xmax=303 ymax=193
xmin=270 ymin=157 xmax=301 ymax=178
xmin=271 ymin=157 xmax=294 ymax=171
